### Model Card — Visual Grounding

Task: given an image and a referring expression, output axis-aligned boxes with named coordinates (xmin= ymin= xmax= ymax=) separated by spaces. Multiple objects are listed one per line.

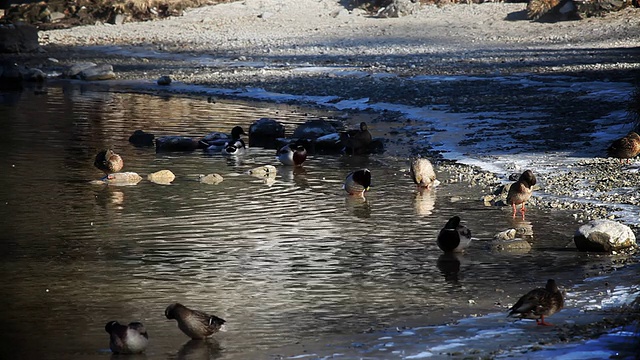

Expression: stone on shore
xmin=157 ymin=75 xmax=172 ymax=85
xmin=573 ymin=219 xmax=636 ymax=252
xmin=79 ymin=64 xmax=116 ymax=81
xmin=64 ymin=62 xmax=97 ymax=78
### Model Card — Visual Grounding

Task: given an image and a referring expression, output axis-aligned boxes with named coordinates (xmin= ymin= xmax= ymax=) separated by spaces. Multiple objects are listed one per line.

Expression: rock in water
xmin=249 ymin=118 xmax=285 ymax=149
xmin=574 ymin=219 xmax=636 ymax=252
xmin=147 ymin=170 xmax=175 ymax=185
xmin=157 ymin=75 xmax=172 ymax=85
xmin=90 ymin=172 xmax=142 ymax=186
xmin=198 ymin=174 xmax=224 ymax=185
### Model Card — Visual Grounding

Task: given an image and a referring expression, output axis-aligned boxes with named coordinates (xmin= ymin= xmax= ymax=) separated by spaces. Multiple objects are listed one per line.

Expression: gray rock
xmin=377 ymin=0 xmax=420 ymax=18
xmin=22 ymin=68 xmax=46 ymax=82
xmin=490 ymin=238 xmax=532 ymax=253
xmin=157 ymin=75 xmax=172 ymax=85
xmin=129 ymin=130 xmax=155 ymax=147
xmin=574 ymin=219 xmax=636 ymax=252
xmin=0 ymin=23 xmax=39 ymax=53
xmin=80 ymin=64 xmax=116 ymax=81
xmin=249 ymin=118 xmax=285 ymax=149
xmin=156 ymin=136 xmax=198 ymax=153
xmin=292 ymin=119 xmax=337 ymax=140
xmin=198 ymin=173 xmax=224 ymax=185
xmin=64 ymin=62 xmax=97 ymax=78
xmin=0 ymin=62 xmax=23 ymax=82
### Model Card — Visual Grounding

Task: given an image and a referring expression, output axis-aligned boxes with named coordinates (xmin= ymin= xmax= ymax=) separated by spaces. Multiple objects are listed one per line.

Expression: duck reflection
xmin=507 ymin=216 xmax=534 ymax=239
xmin=95 ymin=188 xmax=124 ymax=210
xmin=278 ymin=166 xmax=310 ymax=188
xmin=413 ymin=188 xmax=436 ymax=216
xmin=176 ymin=339 xmax=222 ymax=360
xmin=437 ymin=253 xmax=462 ymax=284
xmin=345 ymin=195 xmax=371 ymax=218
xmin=111 ymin=354 xmax=147 ymax=360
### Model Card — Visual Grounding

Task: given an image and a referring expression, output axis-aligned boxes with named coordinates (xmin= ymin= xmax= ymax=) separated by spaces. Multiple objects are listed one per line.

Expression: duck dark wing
xmin=191 ymin=309 xmax=226 ymax=329
xmin=508 ymin=288 xmax=547 ymax=316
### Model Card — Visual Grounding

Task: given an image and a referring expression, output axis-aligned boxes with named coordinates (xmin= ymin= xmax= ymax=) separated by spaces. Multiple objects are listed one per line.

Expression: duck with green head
xmin=437 ymin=216 xmax=472 ymax=253
xmin=343 ymin=169 xmax=371 ymax=196
xmin=508 ymin=279 xmax=564 ymax=326
xmin=104 ymin=321 xmax=148 ymax=354
xmin=200 ymin=126 xmax=247 ymax=152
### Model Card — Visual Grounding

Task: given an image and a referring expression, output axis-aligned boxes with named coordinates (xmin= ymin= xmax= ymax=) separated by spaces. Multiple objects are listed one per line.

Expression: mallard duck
xmin=221 ymin=139 xmax=246 ymax=156
xmin=437 ymin=216 xmax=472 ymax=253
xmin=342 ymin=122 xmax=372 ymax=155
xmin=607 ymin=132 xmax=640 ymax=164
xmin=165 ymin=303 xmax=226 ymax=340
xmin=105 ymin=321 xmax=148 ymax=354
xmin=506 ymin=170 xmax=536 ymax=218
xmin=343 ymin=169 xmax=371 ymax=196
xmin=277 ymin=144 xmax=307 ymax=166
xmin=410 ymin=157 xmax=437 ymax=188
xmin=199 ymin=126 xmax=247 ymax=152
xmin=508 ymin=279 xmax=564 ymax=326
xmin=94 ymin=149 xmax=123 ymax=175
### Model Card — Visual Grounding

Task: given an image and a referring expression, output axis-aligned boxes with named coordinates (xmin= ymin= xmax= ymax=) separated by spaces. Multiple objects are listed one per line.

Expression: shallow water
xmin=0 ymin=85 xmax=634 ymax=359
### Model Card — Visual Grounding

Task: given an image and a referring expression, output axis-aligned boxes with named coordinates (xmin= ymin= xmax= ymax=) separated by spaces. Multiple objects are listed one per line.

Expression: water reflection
xmin=437 ymin=253 xmax=462 ymax=284
xmin=344 ymin=195 xmax=371 ymax=218
xmin=413 ymin=188 xmax=436 ymax=216
xmin=176 ymin=339 xmax=222 ymax=360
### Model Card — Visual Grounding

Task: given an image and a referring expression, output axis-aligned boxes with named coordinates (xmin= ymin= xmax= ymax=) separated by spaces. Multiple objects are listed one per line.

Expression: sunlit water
xmin=0 ymin=85 xmax=633 ymax=359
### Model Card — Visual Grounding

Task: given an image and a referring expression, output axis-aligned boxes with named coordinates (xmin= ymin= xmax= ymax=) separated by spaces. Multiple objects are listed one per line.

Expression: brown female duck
xmin=506 ymin=170 xmax=536 ymax=218
xmin=342 ymin=122 xmax=372 ymax=155
xmin=607 ymin=132 xmax=640 ymax=164
xmin=94 ymin=149 xmax=123 ymax=175
xmin=437 ymin=216 xmax=472 ymax=253
xmin=165 ymin=303 xmax=226 ymax=340
xmin=410 ymin=157 xmax=437 ymax=188
xmin=343 ymin=169 xmax=371 ymax=196
xmin=105 ymin=321 xmax=148 ymax=354
xmin=508 ymin=279 xmax=564 ymax=326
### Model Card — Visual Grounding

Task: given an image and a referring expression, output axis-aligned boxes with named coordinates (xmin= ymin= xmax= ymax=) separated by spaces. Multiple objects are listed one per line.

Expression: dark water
xmin=0 ymin=85 xmax=624 ymax=360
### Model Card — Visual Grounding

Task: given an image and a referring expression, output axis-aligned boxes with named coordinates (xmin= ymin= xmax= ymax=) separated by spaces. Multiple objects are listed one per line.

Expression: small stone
xmin=157 ymin=75 xmax=172 ymax=85
xmin=198 ymin=173 xmax=224 ymax=185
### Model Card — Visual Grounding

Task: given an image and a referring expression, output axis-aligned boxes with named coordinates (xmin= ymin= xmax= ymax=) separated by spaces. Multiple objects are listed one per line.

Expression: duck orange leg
xmin=536 ymin=316 xmax=553 ymax=326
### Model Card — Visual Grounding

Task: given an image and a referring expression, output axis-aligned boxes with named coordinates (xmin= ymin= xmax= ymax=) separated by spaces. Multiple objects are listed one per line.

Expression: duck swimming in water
xmin=277 ymin=144 xmax=307 ymax=166
xmin=105 ymin=321 xmax=148 ymax=354
xmin=221 ymin=139 xmax=247 ymax=156
xmin=607 ymin=131 xmax=640 ymax=164
xmin=94 ymin=149 xmax=123 ymax=175
xmin=165 ymin=303 xmax=226 ymax=340
xmin=343 ymin=169 xmax=371 ymax=196
xmin=506 ymin=170 xmax=536 ymax=218
xmin=508 ymin=279 xmax=564 ymax=326
xmin=200 ymin=126 xmax=247 ymax=152
xmin=437 ymin=216 xmax=472 ymax=253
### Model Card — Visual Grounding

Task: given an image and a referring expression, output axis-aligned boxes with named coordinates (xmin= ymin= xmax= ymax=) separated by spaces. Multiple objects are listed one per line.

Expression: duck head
xmin=519 ymin=170 xmax=536 ymax=187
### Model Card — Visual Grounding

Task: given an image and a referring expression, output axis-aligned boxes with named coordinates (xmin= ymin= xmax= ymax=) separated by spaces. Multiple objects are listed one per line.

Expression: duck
xmin=104 ymin=321 xmax=149 ymax=354
xmin=277 ymin=144 xmax=308 ymax=166
xmin=410 ymin=157 xmax=437 ymax=188
xmin=506 ymin=170 xmax=536 ymax=218
xmin=165 ymin=303 xmax=226 ymax=340
xmin=94 ymin=149 xmax=123 ymax=175
xmin=343 ymin=169 xmax=371 ymax=196
xmin=199 ymin=126 xmax=247 ymax=152
xmin=508 ymin=279 xmax=564 ymax=326
xmin=221 ymin=139 xmax=247 ymax=156
xmin=437 ymin=216 xmax=472 ymax=253
xmin=607 ymin=131 xmax=640 ymax=164
xmin=341 ymin=122 xmax=372 ymax=155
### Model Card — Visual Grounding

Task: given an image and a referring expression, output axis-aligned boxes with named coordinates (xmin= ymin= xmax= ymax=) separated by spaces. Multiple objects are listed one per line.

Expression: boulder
xmin=248 ymin=165 xmax=277 ymax=177
xmin=64 ymin=62 xmax=97 ymax=78
xmin=574 ymin=219 xmax=637 ymax=252
xmin=147 ymin=170 xmax=175 ymax=185
xmin=377 ymin=0 xmax=420 ymax=18
xmin=155 ymin=136 xmax=198 ymax=153
xmin=90 ymin=172 xmax=142 ymax=186
xmin=249 ymin=118 xmax=285 ymax=149
xmin=292 ymin=119 xmax=338 ymax=140
xmin=129 ymin=130 xmax=155 ymax=147
xmin=79 ymin=64 xmax=116 ymax=81
xmin=313 ymin=133 xmax=343 ymax=154
xmin=0 ymin=23 xmax=39 ymax=53
xmin=157 ymin=75 xmax=172 ymax=85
